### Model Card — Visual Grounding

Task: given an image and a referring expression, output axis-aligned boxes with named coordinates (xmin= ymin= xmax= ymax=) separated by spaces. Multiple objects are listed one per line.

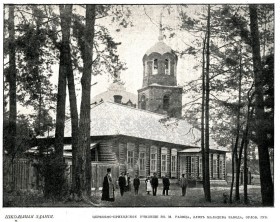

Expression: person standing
xmin=151 ymin=172 xmax=159 ymax=196
xmin=180 ymin=174 xmax=188 ymax=197
xmin=145 ymin=176 xmax=152 ymax=195
xmin=162 ymin=174 xmax=170 ymax=196
xmin=127 ymin=172 xmax=131 ymax=191
xmin=133 ymin=175 xmax=140 ymax=195
xmin=101 ymin=168 xmax=115 ymax=201
xmin=124 ymin=172 xmax=128 ymax=192
xmin=118 ymin=172 xmax=126 ymax=196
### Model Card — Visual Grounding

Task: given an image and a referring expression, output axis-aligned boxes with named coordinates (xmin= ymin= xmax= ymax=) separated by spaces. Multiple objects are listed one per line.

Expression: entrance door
xmin=179 ymin=156 xmax=186 ymax=176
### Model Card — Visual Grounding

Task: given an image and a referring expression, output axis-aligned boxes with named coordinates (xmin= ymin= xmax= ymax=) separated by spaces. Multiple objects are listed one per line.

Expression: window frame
xmin=161 ymin=154 xmax=167 ymax=172
xmin=139 ymin=152 xmax=145 ymax=171
xmin=127 ymin=143 xmax=135 ymax=169
xmin=140 ymin=94 xmax=146 ymax=110
xmin=163 ymin=94 xmax=170 ymax=111
xmin=171 ymin=149 xmax=177 ymax=177
xmin=191 ymin=156 xmax=196 ymax=174
xmin=164 ymin=59 xmax=170 ymax=75
xmin=153 ymin=59 xmax=158 ymax=75
xmin=150 ymin=146 xmax=158 ymax=174
xmin=213 ymin=157 xmax=217 ymax=178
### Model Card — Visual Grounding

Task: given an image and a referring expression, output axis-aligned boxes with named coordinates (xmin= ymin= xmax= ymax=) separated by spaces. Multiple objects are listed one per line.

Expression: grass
xmin=3 ymin=184 xmax=263 ymax=207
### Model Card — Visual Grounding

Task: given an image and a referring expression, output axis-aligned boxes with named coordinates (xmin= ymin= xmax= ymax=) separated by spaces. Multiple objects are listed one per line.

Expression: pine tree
xmin=7 ymin=5 xmax=17 ymax=159
xmin=77 ymin=5 xmax=96 ymax=198
xmin=249 ymin=4 xmax=274 ymax=206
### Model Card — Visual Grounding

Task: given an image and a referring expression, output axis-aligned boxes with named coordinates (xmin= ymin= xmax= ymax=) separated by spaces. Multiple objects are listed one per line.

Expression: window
xmin=150 ymin=146 xmax=157 ymax=173
xmin=171 ymin=149 xmax=177 ymax=177
xmin=140 ymin=95 xmax=146 ymax=110
xmin=213 ymin=158 xmax=217 ymax=178
xmin=219 ymin=159 xmax=223 ymax=179
xmin=171 ymin=156 xmax=176 ymax=172
xmin=151 ymin=154 xmax=156 ymax=172
xmin=128 ymin=151 xmax=134 ymax=168
xmin=140 ymin=152 xmax=145 ymax=171
xmin=161 ymin=155 xmax=167 ymax=172
xmin=161 ymin=147 xmax=167 ymax=174
xmin=153 ymin=59 xmax=158 ymax=75
xmin=163 ymin=95 xmax=170 ymax=111
xmin=165 ymin=59 xmax=170 ymax=75
xmin=127 ymin=143 xmax=135 ymax=169
xmin=199 ymin=157 xmax=202 ymax=176
xmin=191 ymin=157 xmax=196 ymax=174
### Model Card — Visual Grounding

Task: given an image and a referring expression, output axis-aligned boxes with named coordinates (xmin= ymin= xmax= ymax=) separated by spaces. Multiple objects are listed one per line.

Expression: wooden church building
xmin=39 ymin=34 xmax=228 ymax=188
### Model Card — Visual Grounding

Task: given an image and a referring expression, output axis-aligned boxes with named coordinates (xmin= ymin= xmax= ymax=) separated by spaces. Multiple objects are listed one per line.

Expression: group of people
xmin=145 ymin=172 xmax=170 ymax=196
xmin=118 ymin=171 xmax=141 ymax=196
xmin=101 ymin=168 xmax=189 ymax=202
xmin=145 ymin=173 xmax=188 ymax=197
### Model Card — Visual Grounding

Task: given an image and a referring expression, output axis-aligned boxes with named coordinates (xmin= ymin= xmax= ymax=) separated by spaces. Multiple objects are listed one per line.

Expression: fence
xmin=4 ymin=157 xmax=120 ymax=192
xmin=91 ymin=162 xmax=120 ymax=190
xmin=3 ymin=158 xmax=39 ymax=191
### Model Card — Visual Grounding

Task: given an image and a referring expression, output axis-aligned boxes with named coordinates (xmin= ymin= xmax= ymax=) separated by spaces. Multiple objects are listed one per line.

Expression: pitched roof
xmin=46 ymin=102 xmax=227 ymax=152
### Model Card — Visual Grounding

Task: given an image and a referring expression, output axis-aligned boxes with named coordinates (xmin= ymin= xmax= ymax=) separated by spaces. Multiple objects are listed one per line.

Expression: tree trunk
xmin=77 ymin=5 xmax=96 ymax=198
xmin=243 ymin=106 xmax=253 ymax=204
xmin=249 ymin=4 xmax=274 ymax=206
xmin=236 ymin=135 xmax=245 ymax=193
xmin=204 ymin=4 xmax=211 ymax=202
xmin=54 ymin=7 xmax=68 ymax=163
xmin=201 ymin=33 xmax=206 ymax=195
xmin=59 ymin=5 xmax=80 ymax=197
xmin=49 ymin=5 xmax=72 ymax=198
xmin=235 ymin=48 xmax=242 ymax=201
xmin=229 ymin=139 xmax=235 ymax=204
xmin=7 ymin=5 xmax=17 ymax=192
xmin=8 ymin=5 xmax=17 ymax=159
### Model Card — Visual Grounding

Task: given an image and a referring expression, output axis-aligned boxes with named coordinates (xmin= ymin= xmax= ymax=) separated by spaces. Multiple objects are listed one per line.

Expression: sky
xmin=87 ymin=5 xmax=201 ymax=100
xmin=2 ymin=4 xmax=203 ymax=116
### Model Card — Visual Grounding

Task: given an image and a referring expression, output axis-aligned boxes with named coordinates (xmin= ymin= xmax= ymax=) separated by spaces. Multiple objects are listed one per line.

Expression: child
xmin=145 ymin=176 xmax=152 ymax=195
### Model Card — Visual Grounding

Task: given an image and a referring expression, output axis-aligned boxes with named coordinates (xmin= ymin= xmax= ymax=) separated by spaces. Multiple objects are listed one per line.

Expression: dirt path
xmin=96 ymin=184 xmax=262 ymax=207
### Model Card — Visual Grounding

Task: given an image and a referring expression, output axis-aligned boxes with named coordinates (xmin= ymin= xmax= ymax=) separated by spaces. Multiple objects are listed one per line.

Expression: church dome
xmin=91 ymin=81 xmax=137 ymax=107
xmin=142 ymin=39 xmax=178 ymax=87
xmin=145 ymin=41 xmax=174 ymax=56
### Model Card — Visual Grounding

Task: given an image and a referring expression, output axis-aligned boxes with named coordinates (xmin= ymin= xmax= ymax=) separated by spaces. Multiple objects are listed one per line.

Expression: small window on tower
xmin=153 ymin=59 xmax=158 ymax=75
xmin=141 ymin=95 xmax=146 ymax=110
xmin=163 ymin=95 xmax=170 ymax=111
xmin=165 ymin=59 xmax=170 ymax=75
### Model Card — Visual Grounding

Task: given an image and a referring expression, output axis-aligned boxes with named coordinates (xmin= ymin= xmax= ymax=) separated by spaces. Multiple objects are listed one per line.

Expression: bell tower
xmin=138 ymin=13 xmax=182 ymax=118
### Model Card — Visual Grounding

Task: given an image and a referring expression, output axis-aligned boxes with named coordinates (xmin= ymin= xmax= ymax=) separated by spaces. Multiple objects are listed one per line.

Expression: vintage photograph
xmin=2 ymin=3 xmax=274 ymax=210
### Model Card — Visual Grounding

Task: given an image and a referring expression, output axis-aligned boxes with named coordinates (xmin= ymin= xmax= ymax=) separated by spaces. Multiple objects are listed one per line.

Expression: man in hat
xmin=180 ymin=174 xmax=188 ymax=197
xmin=162 ymin=174 xmax=170 ymax=196
xmin=101 ymin=168 xmax=115 ymax=201
xmin=151 ymin=172 xmax=159 ymax=196
xmin=118 ymin=172 xmax=126 ymax=196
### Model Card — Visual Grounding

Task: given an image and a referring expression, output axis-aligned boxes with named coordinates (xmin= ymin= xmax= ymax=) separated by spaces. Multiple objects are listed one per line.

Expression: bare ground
xmin=3 ymin=184 xmax=263 ymax=207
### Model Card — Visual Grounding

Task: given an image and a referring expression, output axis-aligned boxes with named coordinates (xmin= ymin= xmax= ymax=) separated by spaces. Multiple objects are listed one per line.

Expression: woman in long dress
xmin=145 ymin=176 xmax=152 ymax=195
xmin=101 ymin=168 xmax=115 ymax=201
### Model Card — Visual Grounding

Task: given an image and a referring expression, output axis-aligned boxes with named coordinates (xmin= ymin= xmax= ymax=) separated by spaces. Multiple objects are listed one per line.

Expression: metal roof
xmin=46 ymin=102 xmax=227 ymax=152
xmin=145 ymin=41 xmax=174 ymax=56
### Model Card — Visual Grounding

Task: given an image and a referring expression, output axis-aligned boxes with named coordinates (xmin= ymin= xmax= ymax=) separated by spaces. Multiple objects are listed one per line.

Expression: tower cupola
xmin=138 ymin=10 xmax=182 ymax=118
xmin=142 ymin=13 xmax=178 ymax=88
